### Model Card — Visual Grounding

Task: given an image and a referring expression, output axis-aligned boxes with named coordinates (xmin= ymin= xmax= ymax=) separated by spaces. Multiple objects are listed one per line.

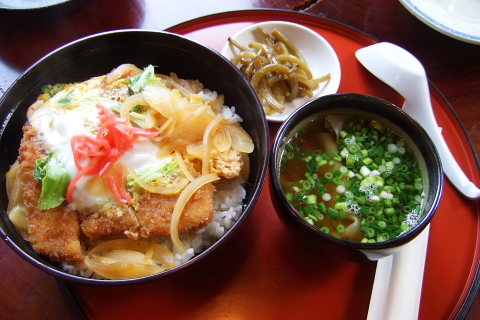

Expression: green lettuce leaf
xmin=35 ymin=153 xmax=71 ymax=210
xmin=41 ymin=83 xmax=66 ymax=98
xmin=128 ymin=65 xmax=156 ymax=94
xmin=34 ymin=153 xmax=53 ymax=182
xmin=127 ymin=159 xmax=179 ymax=190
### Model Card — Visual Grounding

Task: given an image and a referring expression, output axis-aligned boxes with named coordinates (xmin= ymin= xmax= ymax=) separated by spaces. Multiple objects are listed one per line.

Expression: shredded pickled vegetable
xmin=228 ymin=27 xmax=331 ymax=115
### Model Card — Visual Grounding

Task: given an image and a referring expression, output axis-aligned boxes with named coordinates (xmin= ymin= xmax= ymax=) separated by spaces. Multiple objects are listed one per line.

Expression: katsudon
xmin=6 ymin=64 xmax=253 ymax=279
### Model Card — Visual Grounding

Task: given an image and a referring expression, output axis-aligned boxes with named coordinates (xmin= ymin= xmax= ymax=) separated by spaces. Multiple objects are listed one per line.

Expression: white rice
xmin=221 ymin=106 xmax=243 ymax=123
xmin=62 ymin=178 xmax=246 ymax=279
xmin=187 ymin=177 xmax=246 ymax=253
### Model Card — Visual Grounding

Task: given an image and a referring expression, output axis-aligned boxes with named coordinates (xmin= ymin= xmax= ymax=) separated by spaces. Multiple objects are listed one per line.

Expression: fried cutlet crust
xmin=19 ymin=125 xmax=83 ymax=261
xmin=79 ymin=204 xmax=140 ymax=240
xmin=19 ymin=124 xmax=216 ymax=256
xmin=134 ymin=183 xmax=215 ymax=238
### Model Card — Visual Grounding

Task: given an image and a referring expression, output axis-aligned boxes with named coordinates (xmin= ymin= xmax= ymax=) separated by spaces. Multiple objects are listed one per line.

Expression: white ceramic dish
xmin=221 ymin=21 xmax=341 ymax=122
xmin=0 ymin=0 xmax=70 ymax=10
xmin=399 ymin=0 xmax=480 ymax=45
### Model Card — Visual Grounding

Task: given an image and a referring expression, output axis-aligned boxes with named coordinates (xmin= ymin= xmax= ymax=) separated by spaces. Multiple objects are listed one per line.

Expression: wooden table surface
xmin=0 ymin=0 xmax=478 ymax=319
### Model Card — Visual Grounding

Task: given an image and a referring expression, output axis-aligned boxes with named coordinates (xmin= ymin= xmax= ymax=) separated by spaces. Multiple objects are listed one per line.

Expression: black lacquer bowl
xmin=269 ymin=93 xmax=443 ymax=261
xmin=0 ymin=30 xmax=269 ymax=284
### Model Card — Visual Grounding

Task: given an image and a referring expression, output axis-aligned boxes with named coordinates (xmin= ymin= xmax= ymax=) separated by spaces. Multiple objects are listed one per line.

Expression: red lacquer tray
xmin=65 ymin=10 xmax=480 ymax=319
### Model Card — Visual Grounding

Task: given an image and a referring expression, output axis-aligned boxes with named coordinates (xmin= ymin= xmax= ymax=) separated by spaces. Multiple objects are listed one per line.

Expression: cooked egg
xmin=29 ymin=84 xmax=171 ymax=211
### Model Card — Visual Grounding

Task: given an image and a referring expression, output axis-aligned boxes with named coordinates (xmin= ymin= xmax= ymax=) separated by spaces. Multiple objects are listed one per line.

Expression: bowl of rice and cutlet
xmin=0 ymin=30 xmax=269 ymax=284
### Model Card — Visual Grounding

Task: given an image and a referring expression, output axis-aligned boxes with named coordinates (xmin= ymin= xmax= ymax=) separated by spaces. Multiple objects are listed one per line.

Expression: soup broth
xmin=279 ymin=113 xmax=425 ymax=242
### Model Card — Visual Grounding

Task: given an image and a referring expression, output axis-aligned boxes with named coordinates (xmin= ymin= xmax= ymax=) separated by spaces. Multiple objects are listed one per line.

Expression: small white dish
xmin=221 ymin=21 xmax=341 ymax=122
xmin=399 ymin=0 xmax=480 ymax=45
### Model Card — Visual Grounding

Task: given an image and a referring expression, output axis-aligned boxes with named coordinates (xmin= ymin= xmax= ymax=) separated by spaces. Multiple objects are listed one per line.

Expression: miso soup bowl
xmin=269 ymin=93 xmax=443 ymax=261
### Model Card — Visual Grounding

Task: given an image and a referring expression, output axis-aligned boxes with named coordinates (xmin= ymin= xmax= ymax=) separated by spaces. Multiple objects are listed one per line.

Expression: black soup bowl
xmin=269 ymin=93 xmax=443 ymax=261
xmin=0 ymin=30 xmax=269 ymax=284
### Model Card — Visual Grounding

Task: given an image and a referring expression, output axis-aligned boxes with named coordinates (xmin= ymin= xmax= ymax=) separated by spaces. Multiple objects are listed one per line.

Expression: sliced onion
xmin=84 ymin=239 xmax=175 ymax=280
xmin=170 ymin=174 xmax=220 ymax=252
xmin=145 ymin=109 xmax=158 ymax=128
xmin=6 ymin=160 xmax=22 ymax=212
xmin=27 ymin=100 xmax=45 ymax=119
xmin=106 ymin=64 xmax=141 ymax=84
xmin=5 ymin=161 xmax=28 ymax=234
xmin=151 ymin=241 xmax=175 ymax=266
xmin=144 ymin=242 xmax=154 ymax=262
xmin=8 ymin=205 xmax=28 ymax=230
xmin=142 ymin=82 xmax=175 ymax=118
xmin=130 ymin=170 xmax=189 ymax=195
xmin=213 ymin=125 xmax=232 ymax=152
xmin=175 ymin=151 xmax=194 ymax=181
xmin=168 ymin=102 xmax=215 ymax=144
xmin=227 ymin=124 xmax=254 ymax=153
xmin=186 ymin=141 xmax=204 ymax=157
xmin=202 ymin=114 xmax=222 ymax=175
xmin=120 ymin=94 xmax=148 ymax=124
xmin=161 ymin=73 xmax=195 ymax=98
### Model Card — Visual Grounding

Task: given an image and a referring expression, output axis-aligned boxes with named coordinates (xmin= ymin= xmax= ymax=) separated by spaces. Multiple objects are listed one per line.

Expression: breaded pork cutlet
xmin=20 ymin=121 xmax=216 ymax=250
xmin=134 ymin=183 xmax=215 ymax=238
xmin=79 ymin=203 xmax=140 ymax=240
xmin=19 ymin=125 xmax=83 ymax=261
xmin=20 ymin=123 xmax=216 ymax=249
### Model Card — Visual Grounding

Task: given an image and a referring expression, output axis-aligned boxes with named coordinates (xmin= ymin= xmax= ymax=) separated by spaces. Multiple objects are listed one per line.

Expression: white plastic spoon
xmin=356 ymin=42 xmax=480 ymax=199
xmin=354 ymin=42 xmax=455 ymax=320
xmin=361 ymin=226 xmax=430 ymax=320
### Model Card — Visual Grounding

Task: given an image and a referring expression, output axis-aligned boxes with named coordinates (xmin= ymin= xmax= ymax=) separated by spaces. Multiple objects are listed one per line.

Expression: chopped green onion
xmin=320 ymin=226 xmax=330 ymax=234
xmin=366 ymin=228 xmax=375 ymax=238
xmin=363 ymin=157 xmax=373 ymax=166
xmin=327 ymin=208 xmax=339 ymax=219
xmin=305 ymin=194 xmax=317 ymax=204
xmin=336 ymin=185 xmax=346 ymax=193
xmin=346 ymin=155 xmax=357 ymax=167
xmin=319 ymin=202 xmax=327 ymax=213
xmin=387 ymin=143 xmax=398 ymax=153
xmin=280 ymin=116 xmax=424 ymax=244
xmin=302 ymin=180 xmax=312 ymax=190
xmin=347 ymin=144 xmax=360 ymax=153
xmin=385 ymin=208 xmax=396 ymax=216
xmin=360 ymin=166 xmax=371 ymax=176
xmin=377 ymin=220 xmax=387 ymax=229
xmin=334 ymin=202 xmax=348 ymax=211
xmin=322 ymin=193 xmax=332 ymax=202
